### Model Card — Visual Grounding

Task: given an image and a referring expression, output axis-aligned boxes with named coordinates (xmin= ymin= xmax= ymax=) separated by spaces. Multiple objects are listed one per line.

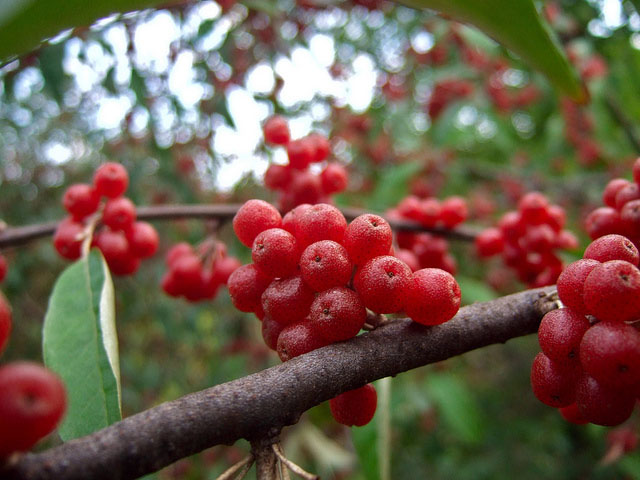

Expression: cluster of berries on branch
xmin=475 ymin=192 xmax=578 ymax=288
xmin=53 ymin=163 xmax=159 ymax=275
xmin=228 ymin=199 xmax=462 ymax=426
xmin=532 ymin=233 xmax=640 ymax=427
xmin=262 ymin=116 xmax=349 ymax=210
xmin=161 ymin=239 xmax=241 ymax=303
xmin=387 ymin=194 xmax=469 ymax=275
xmin=586 ymin=157 xmax=640 ymax=247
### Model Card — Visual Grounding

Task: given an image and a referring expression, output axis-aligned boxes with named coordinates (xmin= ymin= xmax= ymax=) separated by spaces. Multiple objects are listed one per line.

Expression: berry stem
xmin=215 ymin=455 xmax=254 ymax=480
xmin=272 ymin=444 xmax=318 ymax=480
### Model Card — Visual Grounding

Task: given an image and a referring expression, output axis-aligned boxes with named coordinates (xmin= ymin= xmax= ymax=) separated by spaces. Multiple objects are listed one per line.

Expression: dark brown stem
xmin=252 ymin=440 xmax=278 ymax=480
xmin=2 ymin=287 xmax=556 ymax=480
xmin=0 ymin=204 xmax=479 ymax=249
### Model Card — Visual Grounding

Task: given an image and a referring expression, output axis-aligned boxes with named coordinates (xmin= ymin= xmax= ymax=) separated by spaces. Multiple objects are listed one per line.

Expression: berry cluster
xmin=228 ymin=200 xmax=462 ymax=426
xmin=53 ymin=163 xmax=159 ymax=275
xmin=161 ymin=240 xmax=241 ymax=302
xmin=387 ymin=194 xmax=469 ymax=274
xmin=585 ymin=157 xmax=640 ymax=246
xmin=531 ymin=234 xmax=640 ymax=426
xmin=427 ymin=79 xmax=474 ymax=121
xmin=475 ymin=192 xmax=578 ymax=288
xmin=561 ymin=99 xmax=601 ymax=167
xmin=262 ymin=116 xmax=349 ymax=210
xmin=0 ymin=292 xmax=66 ymax=458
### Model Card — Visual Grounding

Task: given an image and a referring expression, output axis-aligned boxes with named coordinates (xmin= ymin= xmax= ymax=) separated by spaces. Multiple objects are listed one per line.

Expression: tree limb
xmin=0 ymin=204 xmax=479 ymax=249
xmin=1 ymin=286 xmax=556 ymax=480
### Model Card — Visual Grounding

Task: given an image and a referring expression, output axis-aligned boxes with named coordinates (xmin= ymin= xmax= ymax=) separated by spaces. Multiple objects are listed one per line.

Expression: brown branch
xmin=2 ymin=286 xmax=556 ymax=480
xmin=0 ymin=204 xmax=479 ymax=249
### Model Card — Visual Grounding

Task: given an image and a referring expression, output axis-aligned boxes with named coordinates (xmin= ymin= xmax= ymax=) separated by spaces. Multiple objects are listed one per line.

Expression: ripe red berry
xmin=354 ymin=256 xmax=411 ymax=314
xmin=282 ymin=204 xmax=312 ymax=236
xmin=261 ymin=315 xmax=285 ymax=351
xmin=0 ymin=292 xmax=11 ymax=355
xmin=537 ymin=308 xmax=590 ymax=366
xmin=211 ymin=256 xmax=242 ymax=285
xmin=530 ymin=352 xmax=579 ymax=408
xmin=0 ymin=362 xmax=66 ymax=457
xmin=171 ymin=253 xmax=204 ymax=294
xmin=584 ymin=234 xmax=639 ymax=265
xmin=287 ymin=138 xmax=315 ymax=170
xmin=308 ymin=287 xmax=366 ymax=343
xmin=320 ymin=163 xmax=348 ymax=194
xmin=126 ymin=222 xmax=159 ymax=259
xmin=299 ymin=240 xmax=352 ymax=292
xmin=329 ymin=384 xmax=377 ymax=427
xmin=575 ymin=374 xmax=635 ymax=426
xmin=583 ymin=260 xmax=640 ymax=322
xmin=343 ymin=214 xmax=392 ymax=266
xmin=161 ymin=271 xmax=182 ymax=297
xmin=404 ymin=268 xmax=461 ymax=326
xmin=233 ymin=199 xmax=283 ymax=248
xmin=615 ymin=183 xmax=640 ymax=210
xmin=475 ymin=228 xmax=504 ymax=257
xmin=287 ymin=170 xmax=324 ymax=206
xmin=261 ymin=275 xmax=315 ymax=326
xmin=295 ymin=203 xmax=348 ymax=248
xmin=439 ymin=196 xmax=468 ymax=228
xmin=556 ymin=259 xmax=600 ymax=315
xmin=620 ymin=199 xmax=640 ymax=238
xmin=419 ymin=198 xmax=441 ymax=227
xmin=62 ymin=184 xmax=100 ymax=220
xmin=559 ymin=403 xmax=589 ymax=425
xmin=0 ymin=254 xmax=7 ymax=283
xmin=518 ymin=192 xmax=550 ymax=224
xmin=166 ymin=242 xmax=194 ymax=267
xmin=308 ymin=133 xmax=331 ymax=163
xmin=102 ymin=197 xmax=137 ymax=232
xmin=276 ymin=321 xmax=327 ymax=361
xmin=252 ymin=228 xmax=300 ymax=278
xmin=585 ymin=207 xmax=624 ymax=240
xmin=53 ymin=218 xmax=85 ymax=260
xmin=93 ymin=162 xmax=129 ymax=198
xmin=263 ymin=115 xmax=290 ymax=145
xmin=394 ymin=249 xmax=420 ymax=272
xmin=264 ymin=164 xmax=293 ymax=190
xmin=580 ymin=322 xmax=640 ymax=388
xmin=603 ymin=178 xmax=631 ymax=208
xmin=94 ymin=229 xmax=130 ymax=267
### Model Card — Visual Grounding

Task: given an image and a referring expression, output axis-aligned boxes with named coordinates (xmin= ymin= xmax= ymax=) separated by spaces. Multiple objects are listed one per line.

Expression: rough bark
xmin=1 ymin=287 xmax=556 ymax=480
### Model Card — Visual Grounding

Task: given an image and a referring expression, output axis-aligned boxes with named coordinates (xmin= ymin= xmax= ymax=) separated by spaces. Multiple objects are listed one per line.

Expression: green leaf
xmin=456 ymin=275 xmax=498 ymax=304
xmin=43 ymin=249 xmax=121 ymax=441
xmin=426 ymin=373 xmax=485 ymax=445
xmin=396 ymin=0 xmax=587 ymax=102
xmin=0 ymin=0 xmax=160 ymax=62
xmin=368 ymin=162 xmax=423 ymax=212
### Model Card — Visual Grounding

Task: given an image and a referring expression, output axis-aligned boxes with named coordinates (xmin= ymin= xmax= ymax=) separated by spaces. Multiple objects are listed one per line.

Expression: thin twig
xmin=216 ymin=455 xmax=254 ymax=480
xmin=272 ymin=444 xmax=319 ymax=480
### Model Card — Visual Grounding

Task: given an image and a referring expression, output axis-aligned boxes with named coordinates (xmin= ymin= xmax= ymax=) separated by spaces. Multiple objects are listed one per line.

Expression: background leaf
xmin=43 ymin=249 xmax=121 ymax=441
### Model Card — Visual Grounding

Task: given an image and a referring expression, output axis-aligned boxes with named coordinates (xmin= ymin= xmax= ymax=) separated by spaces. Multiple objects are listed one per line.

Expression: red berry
xmin=603 ymin=178 xmax=631 ymax=208
xmin=522 ymin=225 xmax=556 ymax=252
xmin=287 ymin=138 xmax=315 ymax=170
xmin=264 ymin=164 xmax=293 ymax=190
xmin=172 ymin=253 xmax=204 ymax=291
xmin=354 ymin=256 xmax=411 ymax=314
xmin=518 ymin=192 xmax=550 ymax=224
xmin=261 ymin=275 xmax=315 ymax=326
xmin=343 ymin=214 xmax=392 ymax=266
xmin=308 ymin=133 xmax=331 ymax=163
xmin=475 ymin=228 xmax=504 ymax=257
xmin=299 ymin=240 xmax=352 ymax=292
xmin=211 ymin=256 xmax=242 ymax=285
xmin=62 ymin=184 xmax=100 ymax=220
xmin=53 ymin=218 xmax=85 ymax=260
xmin=556 ymin=259 xmax=600 ymax=315
xmin=439 ymin=196 xmax=468 ymax=228
xmin=537 ymin=308 xmax=590 ymax=366
xmin=580 ymin=322 xmax=640 ymax=388
xmin=583 ymin=260 xmax=640 ymax=322
xmin=329 ymin=384 xmax=377 ymax=427
xmin=615 ymin=183 xmax=640 ymax=210
xmin=0 ymin=362 xmax=66 ymax=457
xmin=287 ymin=171 xmax=324 ymax=206
xmin=282 ymin=204 xmax=312 ymax=236
xmin=102 ymin=197 xmax=137 ymax=232
xmin=559 ymin=403 xmax=589 ymax=425
xmin=547 ymin=205 xmax=566 ymax=232
xmin=161 ymin=271 xmax=182 ymax=297
xmin=394 ymin=249 xmax=420 ymax=272
xmin=0 ymin=254 xmax=7 ymax=284
xmin=584 ymin=234 xmax=639 ymax=265
xmin=295 ymin=203 xmax=347 ymax=249
xmin=498 ymin=211 xmax=525 ymax=241
xmin=233 ymin=199 xmax=283 ymax=248
xmin=263 ymin=115 xmax=290 ymax=145
xmin=404 ymin=268 xmax=461 ymax=326
xmin=0 ymin=292 xmax=11 ymax=355
xmin=276 ymin=321 xmax=327 ymax=361
xmin=530 ymin=352 xmax=579 ymax=408
xmin=93 ymin=162 xmax=129 ymax=198
xmin=308 ymin=287 xmax=366 ymax=343
xmin=585 ymin=207 xmax=624 ymax=240
xmin=320 ymin=163 xmax=348 ymax=194
xmin=419 ymin=198 xmax=441 ymax=227
xmin=252 ymin=228 xmax=300 ymax=278
xmin=261 ymin=315 xmax=285 ymax=351
xmin=126 ymin=222 xmax=159 ymax=259
xmin=620 ymin=200 xmax=640 ymax=238
xmin=94 ymin=229 xmax=130 ymax=267
xmin=166 ymin=242 xmax=194 ymax=267
xmin=556 ymin=230 xmax=579 ymax=250
xmin=575 ymin=375 xmax=635 ymax=426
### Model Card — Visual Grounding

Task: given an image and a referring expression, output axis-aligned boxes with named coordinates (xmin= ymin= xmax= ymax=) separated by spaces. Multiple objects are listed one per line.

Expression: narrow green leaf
xmin=43 ymin=249 xmax=121 ymax=441
xmin=368 ymin=162 xmax=423 ymax=212
xmin=397 ymin=0 xmax=587 ymax=103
